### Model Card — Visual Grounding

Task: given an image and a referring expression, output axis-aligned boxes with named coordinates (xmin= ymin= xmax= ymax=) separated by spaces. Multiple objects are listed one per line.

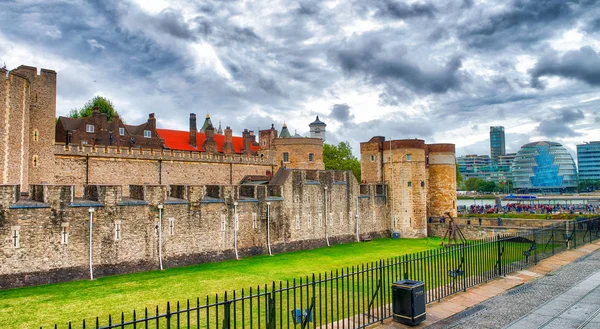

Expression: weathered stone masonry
xmin=0 ymin=169 xmax=388 ymax=288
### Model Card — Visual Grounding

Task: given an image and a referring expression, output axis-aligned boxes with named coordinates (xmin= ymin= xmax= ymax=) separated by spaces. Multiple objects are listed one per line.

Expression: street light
xmin=233 ymin=201 xmax=239 ymax=260
xmin=324 ymin=186 xmax=330 ymax=247
xmin=88 ymin=207 xmax=95 ymax=280
xmin=158 ymin=204 xmax=164 ymax=270
xmin=266 ymin=201 xmax=272 ymax=256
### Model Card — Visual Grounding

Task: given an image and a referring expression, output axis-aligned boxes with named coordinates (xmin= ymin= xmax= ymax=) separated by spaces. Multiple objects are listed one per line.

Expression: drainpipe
xmin=158 ymin=204 xmax=164 ymax=270
xmin=234 ymin=201 xmax=239 ymax=259
xmin=324 ymin=186 xmax=330 ymax=247
xmin=88 ymin=207 xmax=95 ymax=280
xmin=266 ymin=201 xmax=272 ymax=256
xmin=355 ymin=197 xmax=360 ymax=242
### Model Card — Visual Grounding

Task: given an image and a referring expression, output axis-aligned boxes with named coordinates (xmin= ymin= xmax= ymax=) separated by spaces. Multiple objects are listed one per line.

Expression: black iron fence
xmin=45 ymin=218 xmax=600 ymax=329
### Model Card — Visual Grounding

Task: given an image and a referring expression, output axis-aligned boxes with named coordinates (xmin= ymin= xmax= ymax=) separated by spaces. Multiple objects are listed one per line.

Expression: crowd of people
xmin=466 ymin=203 xmax=600 ymax=215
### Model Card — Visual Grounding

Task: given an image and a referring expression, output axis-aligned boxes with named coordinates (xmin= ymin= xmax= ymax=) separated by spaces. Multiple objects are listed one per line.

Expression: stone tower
xmin=309 ymin=116 xmax=326 ymax=141
xmin=0 ymin=65 xmax=56 ymax=190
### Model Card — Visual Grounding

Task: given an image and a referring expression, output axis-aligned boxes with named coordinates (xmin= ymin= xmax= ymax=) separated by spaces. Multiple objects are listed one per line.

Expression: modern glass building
xmin=456 ymin=154 xmax=491 ymax=174
xmin=490 ymin=126 xmax=506 ymax=164
xmin=511 ymin=141 xmax=578 ymax=192
xmin=577 ymin=141 xmax=600 ymax=181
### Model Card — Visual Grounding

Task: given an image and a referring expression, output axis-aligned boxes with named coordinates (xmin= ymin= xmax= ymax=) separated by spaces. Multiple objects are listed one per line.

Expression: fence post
xmin=551 ymin=225 xmax=555 ymax=255
xmin=462 ymin=247 xmax=467 ymax=292
xmin=533 ymin=229 xmax=538 ymax=264
xmin=496 ymin=234 xmax=502 ymax=277
xmin=379 ymin=259 xmax=384 ymax=324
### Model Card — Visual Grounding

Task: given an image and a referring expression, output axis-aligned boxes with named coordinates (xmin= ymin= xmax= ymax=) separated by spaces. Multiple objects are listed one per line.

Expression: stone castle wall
xmin=53 ymin=144 xmax=277 ymax=196
xmin=0 ymin=169 xmax=388 ymax=288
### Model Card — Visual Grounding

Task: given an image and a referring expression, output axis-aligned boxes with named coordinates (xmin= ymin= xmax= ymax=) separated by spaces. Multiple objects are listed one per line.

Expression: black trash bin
xmin=392 ymin=280 xmax=426 ymax=326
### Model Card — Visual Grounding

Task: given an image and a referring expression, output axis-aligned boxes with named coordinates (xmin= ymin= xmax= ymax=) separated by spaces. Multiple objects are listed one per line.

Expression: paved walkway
xmin=379 ymin=240 xmax=600 ymax=329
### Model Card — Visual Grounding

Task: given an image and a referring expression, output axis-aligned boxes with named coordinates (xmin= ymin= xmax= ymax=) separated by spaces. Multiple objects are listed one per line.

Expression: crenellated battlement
xmin=54 ymin=143 xmax=276 ymax=165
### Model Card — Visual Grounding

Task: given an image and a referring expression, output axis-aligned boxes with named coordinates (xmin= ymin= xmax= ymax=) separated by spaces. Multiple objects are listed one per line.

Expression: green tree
xmin=456 ymin=162 xmax=464 ymax=190
xmin=478 ymin=180 xmax=497 ymax=193
xmin=323 ymin=141 xmax=361 ymax=182
xmin=464 ymin=177 xmax=482 ymax=191
xmin=578 ymin=180 xmax=600 ymax=192
xmin=69 ymin=96 xmax=120 ymax=121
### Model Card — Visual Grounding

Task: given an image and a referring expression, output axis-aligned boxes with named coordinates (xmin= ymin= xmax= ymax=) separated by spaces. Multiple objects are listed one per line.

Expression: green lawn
xmin=0 ymin=237 xmax=443 ymax=329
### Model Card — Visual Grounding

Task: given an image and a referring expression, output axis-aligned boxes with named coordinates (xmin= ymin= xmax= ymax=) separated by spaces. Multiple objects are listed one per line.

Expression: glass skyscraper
xmin=511 ymin=141 xmax=578 ymax=192
xmin=490 ymin=126 xmax=506 ymax=164
xmin=577 ymin=141 xmax=600 ymax=181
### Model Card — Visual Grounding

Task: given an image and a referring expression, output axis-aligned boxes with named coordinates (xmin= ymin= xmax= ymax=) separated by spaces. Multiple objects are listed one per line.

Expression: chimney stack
xmin=202 ymin=123 xmax=217 ymax=153
xmin=148 ymin=113 xmax=156 ymax=130
xmin=189 ymin=113 xmax=197 ymax=148
xmin=223 ymin=126 xmax=234 ymax=154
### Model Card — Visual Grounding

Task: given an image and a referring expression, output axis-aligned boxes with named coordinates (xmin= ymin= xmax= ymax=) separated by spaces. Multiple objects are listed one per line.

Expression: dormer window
xmin=119 ymin=127 xmax=125 ymax=136
xmin=144 ymin=130 xmax=151 ymax=138
xmin=86 ymin=124 xmax=95 ymax=133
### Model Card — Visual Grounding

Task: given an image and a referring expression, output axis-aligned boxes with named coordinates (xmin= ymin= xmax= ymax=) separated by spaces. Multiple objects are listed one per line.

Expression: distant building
xmin=577 ymin=141 xmax=600 ymax=181
xmin=457 ymin=154 xmax=491 ymax=175
xmin=498 ymin=153 xmax=516 ymax=167
xmin=511 ymin=141 xmax=577 ymax=192
xmin=490 ymin=126 xmax=506 ymax=164
xmin=309 ymin=116 xmax=326 ymax=141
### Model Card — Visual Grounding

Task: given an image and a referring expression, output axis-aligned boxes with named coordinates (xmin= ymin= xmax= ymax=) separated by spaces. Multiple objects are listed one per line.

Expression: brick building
xmin=55 ymin=110 xmax=164 ymax=148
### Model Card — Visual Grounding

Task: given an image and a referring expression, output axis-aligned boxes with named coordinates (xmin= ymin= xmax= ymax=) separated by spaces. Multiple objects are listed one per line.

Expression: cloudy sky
xmin=1 ymin=0 xmax=600 ymax=158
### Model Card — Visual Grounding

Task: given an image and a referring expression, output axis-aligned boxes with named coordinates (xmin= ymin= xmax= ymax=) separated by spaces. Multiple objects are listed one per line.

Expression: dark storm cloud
xmin=376 ymin=1 xmax=437 ymax=20
xmin=330 ymin=104 xmax=352 ymax=122
xmin=536 ymin=109 xmax=585 ymax=138
xmin=530 ymin=46 xmax=600 ymax=88
xmin=427 ymin=27 xmax=448 ymax=43
xmin=154 ymin=9 xmax=197 ymax=40
xmin=334 ymin=36 xmax=463 ymax=93
xmin=459 ymin=0 xmax=587 ymax=49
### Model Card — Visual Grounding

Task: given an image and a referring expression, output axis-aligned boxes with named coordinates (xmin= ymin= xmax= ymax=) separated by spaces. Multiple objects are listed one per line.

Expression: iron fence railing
xmin=44 ymin=218 xmax=600 ymax=329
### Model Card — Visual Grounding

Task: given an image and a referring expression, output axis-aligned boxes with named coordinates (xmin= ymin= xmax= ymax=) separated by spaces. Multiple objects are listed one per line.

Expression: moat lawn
xmin=0 ymin=237 xmax=443 ymax=329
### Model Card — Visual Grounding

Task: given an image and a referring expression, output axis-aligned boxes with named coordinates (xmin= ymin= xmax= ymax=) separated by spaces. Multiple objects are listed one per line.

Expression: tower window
xmin=408 ymin=181 xmax=412 ymax=187
xmin=308 ymin=153 xmax=314 ymax=162
xmin=144 ymin=130 xmax=151 ymax=138
xmin=114 ymin=221 xmax=122 ymax=241
xmin=61 ymin=223 xmax=69 ymax=244
xmin=32 ymin=129 xmax=39 ymax=142
xmin=11 ymin=226 xmax=20 ymax=248
xmin=283 ymin=152 xmax=289 ymax=163
xmin=32 ymin=155 xmax=39 ymax=167
xmin=86 ymin=124 xmax=95 ymax=133
xmin=406 ymin=154 xmax=412 ymax=161
xmin=168 ymin=218 xmax=175 ymax=235
xmin=370 ymin=155 xmax=375 ymax=162
xmin=119 ymin=127 xmax=125 ymax=136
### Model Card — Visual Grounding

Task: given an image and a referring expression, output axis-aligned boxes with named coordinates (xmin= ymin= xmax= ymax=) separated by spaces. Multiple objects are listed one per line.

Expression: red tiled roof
xmin=156 ymin=129 xmax=260 ymax=154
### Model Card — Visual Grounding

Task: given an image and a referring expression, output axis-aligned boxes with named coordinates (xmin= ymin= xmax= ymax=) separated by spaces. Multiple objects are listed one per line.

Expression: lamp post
xmin=234 ymin=201 xmax=239 ymax=260
xmin=158 ymin=204 xmax=164 ymax=270
xmin=355 ymin=197 xmax=360 ymax=242
xmin=88 ymin=207 xmax=94 ymax=280
xmin=324 ymin=186 xmax=330 ymax=247
xmin=266 ymin=201 xmax=272 ymax=256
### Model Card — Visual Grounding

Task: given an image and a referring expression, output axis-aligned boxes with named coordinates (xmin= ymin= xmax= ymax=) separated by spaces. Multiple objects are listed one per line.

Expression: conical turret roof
xmin=309 ymin=115 xmax=326 ymax=126
xmin=200 ymin=113 xmax=213 ymax=133
xmin=279 ymin=123 xmax=291 ymax=138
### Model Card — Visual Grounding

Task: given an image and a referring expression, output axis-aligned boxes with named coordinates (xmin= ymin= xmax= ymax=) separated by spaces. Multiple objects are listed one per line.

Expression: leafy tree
xmin=69 ymin=96 xmax=120 ymax=121
xmin=578 ymin=180 xmax=600 ymax=192
xmin=478 ymin=180 xmax=497 ymax=193
xmin=464 ymin=177 xmax=482 ymax=191
xmin=323 ymin=141 xmax=361 ymax=182
xmin=456 ymin=162 xmax=464 ymax=190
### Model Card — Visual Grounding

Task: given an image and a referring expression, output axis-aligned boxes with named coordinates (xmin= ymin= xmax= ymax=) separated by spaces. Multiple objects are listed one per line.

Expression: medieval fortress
xmin=0 ymin=65 xmax=456 ymax=288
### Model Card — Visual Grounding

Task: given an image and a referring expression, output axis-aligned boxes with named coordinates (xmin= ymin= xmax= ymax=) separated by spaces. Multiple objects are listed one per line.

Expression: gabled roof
xmin=156 ymin=129 xmax=261 ymax=153
xmin=58 ymin=117 xmax=83 ymax=131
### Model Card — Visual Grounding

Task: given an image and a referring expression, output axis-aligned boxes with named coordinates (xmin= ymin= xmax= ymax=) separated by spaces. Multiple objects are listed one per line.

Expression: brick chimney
xmin=148 ymin=113 xmax=156 ymax=130
xmin=242 ymin=129 xmax=256 ymax=155
xmin=222 ymin=126 xmax=234 ymax=154
xmin=189 ymin=113 xmax=197 ymax=148
xmin=202 ymin=124 xmax=218 ymax=153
